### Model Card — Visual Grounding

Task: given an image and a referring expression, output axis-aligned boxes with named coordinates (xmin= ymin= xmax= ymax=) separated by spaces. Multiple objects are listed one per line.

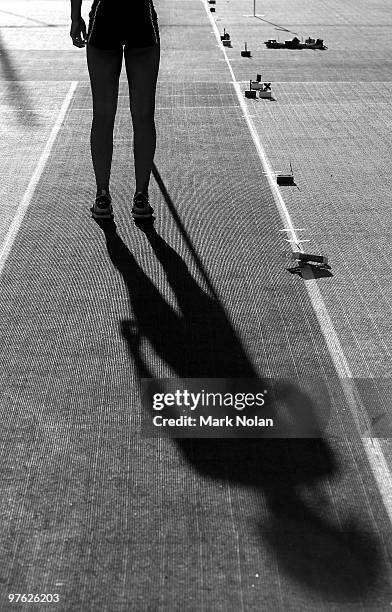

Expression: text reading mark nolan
xmin=153 ymin=415 xmax=274 ymax=427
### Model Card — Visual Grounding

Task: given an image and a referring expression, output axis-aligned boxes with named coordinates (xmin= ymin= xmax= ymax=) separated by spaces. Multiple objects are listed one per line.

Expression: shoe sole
xmin=90 ymin=206 xmax=114 ymax=220
xmin=131 ymin=205 xmax=154 ymax=219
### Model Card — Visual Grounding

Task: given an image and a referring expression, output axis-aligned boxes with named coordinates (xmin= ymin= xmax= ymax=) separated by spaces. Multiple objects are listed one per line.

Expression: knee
xmin=92 ymin=107 xmax=116 ymax=128
xmin=131 ymin=106 xmax=155 ymax=125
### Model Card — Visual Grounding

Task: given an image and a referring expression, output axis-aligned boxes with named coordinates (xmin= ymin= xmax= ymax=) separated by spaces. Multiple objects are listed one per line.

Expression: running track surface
xmin=0 ymin=0 xmax=392 ymax=610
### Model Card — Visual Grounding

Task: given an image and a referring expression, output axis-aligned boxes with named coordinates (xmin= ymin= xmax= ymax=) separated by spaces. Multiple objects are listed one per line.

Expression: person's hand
xmin=70 ymin=18 xmax=87 ymax=48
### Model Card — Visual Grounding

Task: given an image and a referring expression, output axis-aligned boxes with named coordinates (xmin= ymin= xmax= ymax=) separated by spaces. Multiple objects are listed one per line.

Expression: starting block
xmin=248 ymin=75 xmax=272 ymax=97
xmin=241 ymin=42 xmax=251 ymax=57
xmin=250 ymin=74 xmax=263 ymax=89
xmin=255 ymin=83 xmax=272 ymax=98
xmin=245 ymin=89 xmax=257 ymax=99
xmin=277 ymin=175 xmax=295 ymax=185
xmin=259 ymin=82 xmax=272 ymax=98
xmin=245 ymin=81 xmax=257 ymax=98
xmin=250 ymin=81 xmax=264 ymax=90
xmin=245 ymin=78 xmax=272 ymax=99
xmin=292 ymin=251 xmax=329 ymax=265
xmin=251 ymin=82 xmax=271 ymax=90
xmin=277 ymin=163 xmax=296 ymax=185
xmin=220 ymin=30 xmax=231 ymax=47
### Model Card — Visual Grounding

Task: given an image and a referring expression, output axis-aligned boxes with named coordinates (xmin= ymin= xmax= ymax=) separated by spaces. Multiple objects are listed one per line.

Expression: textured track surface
xmin=1 ymin=0 xmax=392 ymax=610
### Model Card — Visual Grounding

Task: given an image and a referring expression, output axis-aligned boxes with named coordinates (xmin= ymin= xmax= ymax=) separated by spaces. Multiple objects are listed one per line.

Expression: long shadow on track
xmin=94 ymin=184 xmax=384 ymax=602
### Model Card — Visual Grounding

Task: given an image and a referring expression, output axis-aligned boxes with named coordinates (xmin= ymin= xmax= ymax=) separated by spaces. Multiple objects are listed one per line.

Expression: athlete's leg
xmin=86 ymin=44 xmax=123 ymax=195
xmin=124 ymin=44 xmax=160 ymax=197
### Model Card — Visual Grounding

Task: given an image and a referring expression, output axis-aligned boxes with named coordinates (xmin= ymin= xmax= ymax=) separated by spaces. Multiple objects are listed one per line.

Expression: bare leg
xmin=124 ymin=44 xmax=160 ymax=197
xmin=86 ymin=44 xmax=123 ymax=195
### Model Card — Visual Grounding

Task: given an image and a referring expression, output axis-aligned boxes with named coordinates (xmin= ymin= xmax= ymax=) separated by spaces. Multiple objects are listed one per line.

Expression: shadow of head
xmin=176 ymin=431 xmax=382 ymax=603
xmin=259 ymin=499 xmax=382 ymax=602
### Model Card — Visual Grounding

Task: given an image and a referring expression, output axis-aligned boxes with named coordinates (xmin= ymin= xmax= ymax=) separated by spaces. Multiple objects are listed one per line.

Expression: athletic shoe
xmin=131 ymin=192 xmax=154 ymax=219
xmin=90 ymin=192 xmax=113 ymax=219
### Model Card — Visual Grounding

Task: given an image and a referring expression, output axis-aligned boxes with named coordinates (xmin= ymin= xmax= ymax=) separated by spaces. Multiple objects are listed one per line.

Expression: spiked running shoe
xmin=131 ymin=192 xmax=154 ymax=219
xmin=90 ymin=192 xmax=113 ymax=219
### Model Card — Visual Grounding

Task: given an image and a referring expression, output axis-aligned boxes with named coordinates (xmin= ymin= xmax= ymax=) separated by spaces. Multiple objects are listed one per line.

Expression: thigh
xmin=86 ymin=45 xmax=123 ymax=113
xmin=123 ymin=45 xmax=160 ymax=117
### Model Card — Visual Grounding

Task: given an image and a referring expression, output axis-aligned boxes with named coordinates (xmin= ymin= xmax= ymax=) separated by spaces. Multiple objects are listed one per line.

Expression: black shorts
xmin=87 ymin=0 xmax=160 ymax=50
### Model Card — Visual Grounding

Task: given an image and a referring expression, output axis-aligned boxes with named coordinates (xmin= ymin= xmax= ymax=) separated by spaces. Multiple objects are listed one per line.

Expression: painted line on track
xmin=201 ymin=0 xmax=392 ymax=525
xmin=0 ymin=81 xmax=78 ymax=277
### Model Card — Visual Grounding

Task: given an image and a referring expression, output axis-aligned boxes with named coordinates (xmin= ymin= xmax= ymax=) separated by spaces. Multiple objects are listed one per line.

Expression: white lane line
xmin=201 ymin=0 xmax=392 ymax=524
xmin=0 ymin=81 xmax=78 ymax=277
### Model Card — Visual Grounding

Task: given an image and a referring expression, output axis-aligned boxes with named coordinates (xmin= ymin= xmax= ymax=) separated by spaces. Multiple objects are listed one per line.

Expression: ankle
xmin=96 ymin=188 xmax=111 ymax=199
xmin=133 ymin=192 xmax=149 ymax=202
xmin=134 ymin=188 xmax=148 ymax=198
